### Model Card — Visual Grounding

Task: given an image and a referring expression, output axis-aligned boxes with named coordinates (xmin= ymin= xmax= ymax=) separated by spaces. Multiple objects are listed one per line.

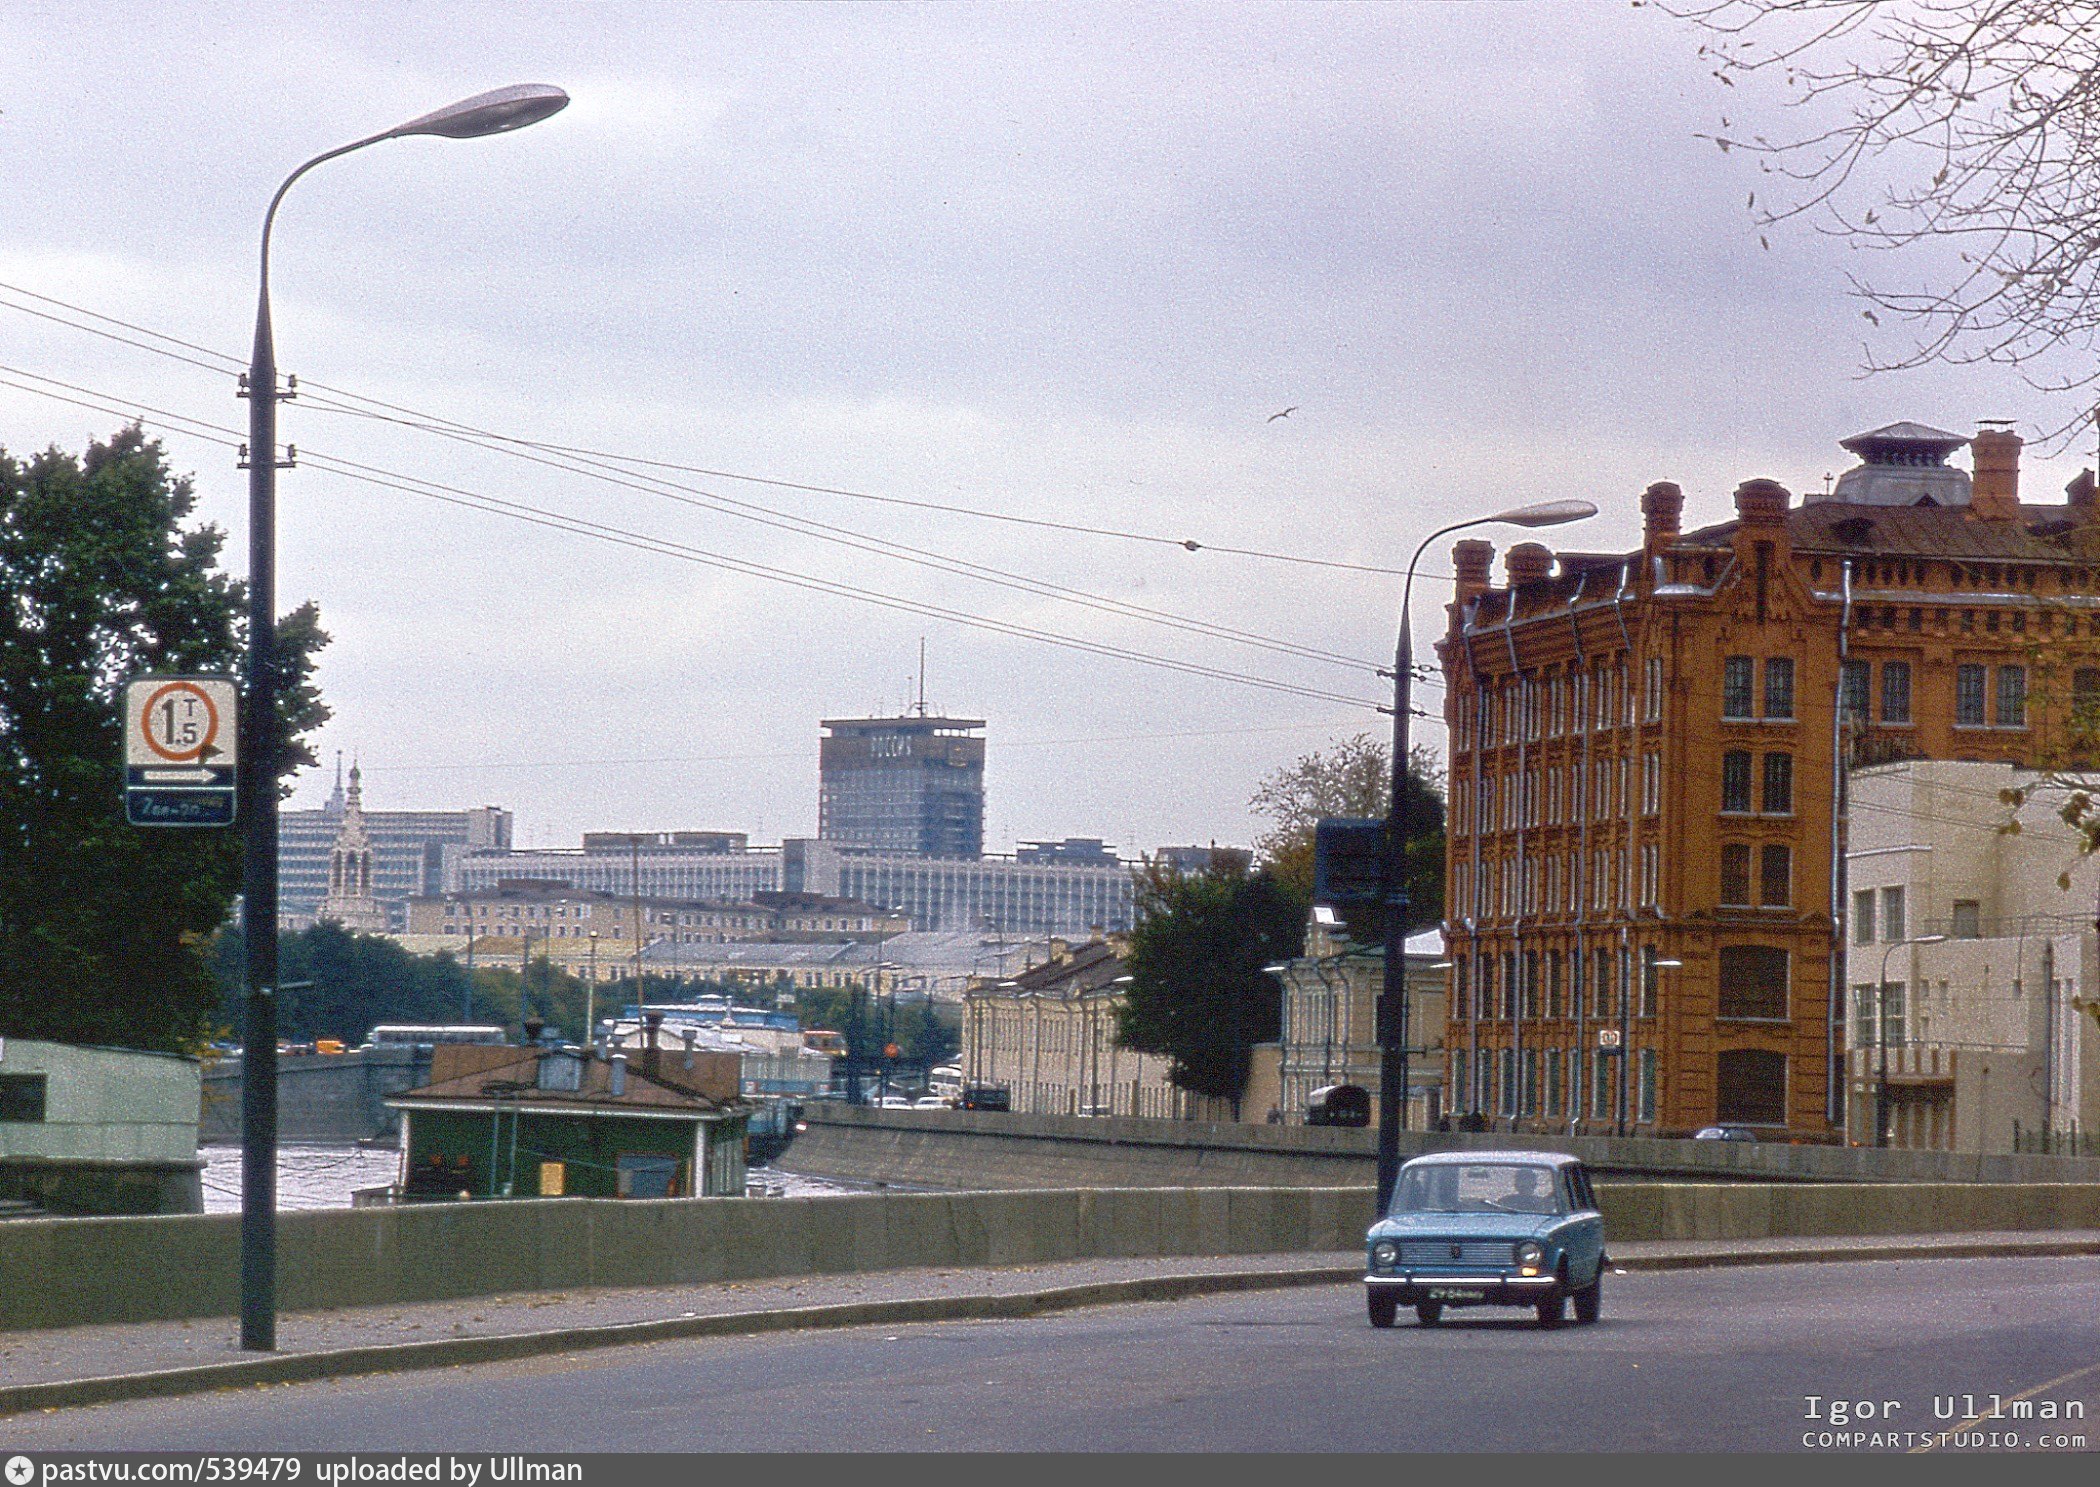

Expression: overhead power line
xmin=0 ymin=363 xmax=1424 ymax=714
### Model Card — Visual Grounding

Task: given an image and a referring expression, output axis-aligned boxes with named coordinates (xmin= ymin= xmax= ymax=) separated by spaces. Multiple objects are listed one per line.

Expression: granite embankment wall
xmin=778 ymin=1104 xmax=2100 ymax=1188
xmin=8 ymin=1179 xmax=2100 ymax=1332
xmin=200 ymin=1048 xmax=430 ymax=1144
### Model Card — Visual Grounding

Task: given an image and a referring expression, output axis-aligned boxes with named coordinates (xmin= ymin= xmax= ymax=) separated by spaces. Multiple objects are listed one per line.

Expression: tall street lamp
xmin=1378 ymin=499 xmax=1594 ymax=1215
xmin=1876 ymin=933 xmax=1944 ymax=1148
xmin=239 ymin=83 xmax=567 ymax=1354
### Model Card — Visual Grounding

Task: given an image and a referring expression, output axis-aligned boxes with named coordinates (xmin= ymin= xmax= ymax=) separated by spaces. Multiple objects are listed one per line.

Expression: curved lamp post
xmin=1875 ymin=933 xmax=1944 ymax=1148
xmin=1377 ymin=498 xmax=1595 ymax=1216
xmin=240 ymin=84 xmax=567 ymax=1354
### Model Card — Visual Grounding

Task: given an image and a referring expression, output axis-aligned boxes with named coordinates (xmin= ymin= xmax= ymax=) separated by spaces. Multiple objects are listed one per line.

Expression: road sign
xmin=1596 ymin=1028 xmax=1623 ymax=1052
xmin=123 ymin=674 xmax=237 ymax=827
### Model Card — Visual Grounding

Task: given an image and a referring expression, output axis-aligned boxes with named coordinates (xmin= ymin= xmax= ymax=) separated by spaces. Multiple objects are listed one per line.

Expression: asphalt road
xmin=6 ymin=1256 xmax=2098 ymax=1453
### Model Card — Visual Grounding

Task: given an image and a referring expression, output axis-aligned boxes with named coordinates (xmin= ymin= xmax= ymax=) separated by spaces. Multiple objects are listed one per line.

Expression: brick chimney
xmin=2067 ymin=467 xmax=2096 ymax=517
xmin=643 ymin=1010 xmax=663 ymax=1080
xmin=1505 ymin=542 xmax=1553 ymax=587
xmin=1452 ymin=539 xmax=1494 ymax=604
xmin=1971 ymin=424 xmax=2022 ymax=520
xmin=1733 ymin=478 xmax=1790 ymax=527
xmin=1642 ymin=481 xmax=1683 ymax=545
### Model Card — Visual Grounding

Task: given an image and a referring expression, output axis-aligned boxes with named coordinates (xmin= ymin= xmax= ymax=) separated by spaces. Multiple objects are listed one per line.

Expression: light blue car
xmin=1363 ymin=1150 xmax=1607 ymax=1329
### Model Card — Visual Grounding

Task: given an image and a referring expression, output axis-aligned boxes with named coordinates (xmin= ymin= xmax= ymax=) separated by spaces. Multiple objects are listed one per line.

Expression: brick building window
xmin=1764 ymin=657 xmax=1795 ymax=720
xmin=1762 ymin=751 xmax=1793 ymax=814
xmin=1594 ymin=948 xmax=1613 ymax=1019
xmin=1717 ymin=945 xmax=1789 ymax=1021
xmin=1722 ymin=657 xmax=1754 ymax=719
xmin=1881 ymin=661 xmax=1912 ymax=724
xmin=1592 ymin=1051 xmax=1616 ymax=1120
xmin=1841 ymin=660 xmax=1870 ymax=724
xmin=1721 ymin=750 xmax=1753 ymax=813
xmin=1759 ymin=844 xmax=1791 ymax=907
xmin=1996 ymin=665 xmax=2027 ymax=727
xmin=1546 ymin=1049 xmax=1563 ymax=1116
xmin=1956 ymin=664 xmax=1987 ymax=726
xmin=1720 ymin=844 xmax=1752 ymax=906
xmin=1853 ymin=888 xmax=1875 ymax=943
xmin=1714 ymin=1049 xmax=1787 ymax=1126
xmin=1642 ymin=751 xmax=1660 ymax=815
xmin=1644 ymin=655 xmax=1665 ymax=723
xmin=1639 ymin=1048 xmax=1658 ymax=1124
xmin=1880 ymin=885 xmax=1904 ymax=942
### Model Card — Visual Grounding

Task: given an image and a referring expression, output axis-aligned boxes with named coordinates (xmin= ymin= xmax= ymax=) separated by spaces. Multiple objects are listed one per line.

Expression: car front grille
xmin=1396 ymin=1240 xmax=1513 ymax=1267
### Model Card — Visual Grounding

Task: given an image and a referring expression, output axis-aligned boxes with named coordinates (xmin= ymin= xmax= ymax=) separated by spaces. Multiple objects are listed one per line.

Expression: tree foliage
xmin=1249 ymin=731 xmax=1446 ymax=934
xmin=0 ymin=429 xmax=329 ymax=1052
xmin=1114 ymin=859 xmax=1307 ymax=1110
xmin=1671 ymin=0 xmax=2100 ymax=439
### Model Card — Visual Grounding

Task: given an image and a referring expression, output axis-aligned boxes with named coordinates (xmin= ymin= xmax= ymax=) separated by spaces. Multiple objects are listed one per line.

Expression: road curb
xmin=4 ymin=1236 xmax=2095 ymax=1417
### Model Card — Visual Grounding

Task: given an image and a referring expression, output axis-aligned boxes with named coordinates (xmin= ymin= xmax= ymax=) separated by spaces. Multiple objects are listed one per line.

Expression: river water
xmin=198 ymin=1142 xmax=858 ymax=1211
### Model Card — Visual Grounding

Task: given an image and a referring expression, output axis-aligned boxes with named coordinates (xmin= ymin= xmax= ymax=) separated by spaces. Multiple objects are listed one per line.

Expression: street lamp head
xmin=386 ymin=84 xmax=570 ymax=141
xmin=1652 ymin=958 xmax=1685 ymax=969
xmin=1261 ymin=964 xmax=1291 ymax=975
xmin=1912 ymin=934 xmax=1948 ymax=946
xmin=1491 ymin=498 xmax=1598 ymax=529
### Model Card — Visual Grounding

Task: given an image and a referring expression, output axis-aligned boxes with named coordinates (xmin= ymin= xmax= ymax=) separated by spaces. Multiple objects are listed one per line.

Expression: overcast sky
xmin=1 ymin=2 xmax=2087 ymax=854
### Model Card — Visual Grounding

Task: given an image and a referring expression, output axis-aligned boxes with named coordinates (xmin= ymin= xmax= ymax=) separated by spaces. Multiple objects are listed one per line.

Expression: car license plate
xmin=1427 ymin=1287 xmax=1482 ymax=1301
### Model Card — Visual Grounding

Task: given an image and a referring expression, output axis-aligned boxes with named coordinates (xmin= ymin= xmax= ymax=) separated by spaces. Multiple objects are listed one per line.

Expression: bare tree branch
xmin=1664 ymin=0 xmax=2100 ymax=445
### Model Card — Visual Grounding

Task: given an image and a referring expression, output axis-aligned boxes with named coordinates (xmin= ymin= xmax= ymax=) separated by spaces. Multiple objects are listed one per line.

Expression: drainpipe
xmin=1610 ymin=563 xmax=1637 ymax=1136
xmin=1830 ymin=559 xmax=1854 ymax=1130
xmin=1569 ymin=579 xmax=1591 ymax=1135
xmin=1507 ymin=625 xmax=1527 ymax=1132
xmin=1461 ymin=618 xmax=1486 ymax=1118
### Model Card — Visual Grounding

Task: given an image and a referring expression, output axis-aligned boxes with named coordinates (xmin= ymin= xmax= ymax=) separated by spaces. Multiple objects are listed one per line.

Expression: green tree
xmin=1114 ymin=859 xmax=1306 ymax=1115
xmin=0 ymin=428 xmax=328 ymax=1052
xmin=211 ymin=923 xmax=605 ymax=1044
xmin=1249 ymin=732 xmax=1446 ymax=934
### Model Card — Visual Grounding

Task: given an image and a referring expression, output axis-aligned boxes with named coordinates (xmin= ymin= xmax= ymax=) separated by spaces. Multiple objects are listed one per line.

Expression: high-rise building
xmin=278 ymin=759 xmax=512 ymax=931
xmin=818 ymin=714 xmax=986 ymax=859
xmin=1437 ymin=422 xmax=2100 ymax=1140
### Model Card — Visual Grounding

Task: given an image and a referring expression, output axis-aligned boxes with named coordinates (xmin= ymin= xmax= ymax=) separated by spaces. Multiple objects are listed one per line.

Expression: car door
xmin=1561 ymin=1165 xmax=1605 ymax=1284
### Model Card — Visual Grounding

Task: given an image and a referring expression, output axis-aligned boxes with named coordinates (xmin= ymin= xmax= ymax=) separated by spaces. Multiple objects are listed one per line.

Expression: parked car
xmin=912 ymin=1096 xmax=950 ymax=1109
xmin=1363 ymin=1151 xmax=1607 ymax=1330
xmin=1692 ymin=1124 xmax=1758 ymax=1142
xmin=876 ymin=1096 xmax=915 ymax=1109
xmin=959 ymin=1084 xmax=1011 ymax=1112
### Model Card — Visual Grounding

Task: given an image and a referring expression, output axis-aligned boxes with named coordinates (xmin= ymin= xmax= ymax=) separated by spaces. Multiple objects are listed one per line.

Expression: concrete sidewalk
xmin=3 ymin=1229 xmax=2097 ymax=1416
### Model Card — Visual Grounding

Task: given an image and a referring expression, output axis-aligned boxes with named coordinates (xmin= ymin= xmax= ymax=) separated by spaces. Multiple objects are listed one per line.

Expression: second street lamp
xmin=238 ymin=83 xmax=567 ymax=1355
xmin=1377 ymin=498 xmax=1594 ymax=1217
xmin=1876 ymin=933 xmax=1945 ymax=1148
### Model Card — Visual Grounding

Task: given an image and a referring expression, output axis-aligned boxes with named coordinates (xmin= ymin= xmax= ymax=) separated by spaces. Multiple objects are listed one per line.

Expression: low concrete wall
xmin=6 ymin=1177 xmax=2100 ymax=1333
xmin=780 ymin=1104 xmax=2100 ymax=1189
xmin=0 ymin=1186 xmax=1367 ymax=1332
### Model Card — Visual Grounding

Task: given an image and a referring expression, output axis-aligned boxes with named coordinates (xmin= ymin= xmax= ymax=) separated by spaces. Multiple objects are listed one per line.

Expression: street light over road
xmin=1378 ymin=499 xmax=1594 ymax=1216
xmin=239 ymin=84 xmax=567 ymax=1355
xmin=1875 ymin=933 xmax=1945 ymax=1148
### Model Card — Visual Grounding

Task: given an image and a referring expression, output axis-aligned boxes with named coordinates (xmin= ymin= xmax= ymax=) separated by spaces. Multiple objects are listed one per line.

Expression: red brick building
xmin=1436 ymin=423 xmax=2100 ymax=1138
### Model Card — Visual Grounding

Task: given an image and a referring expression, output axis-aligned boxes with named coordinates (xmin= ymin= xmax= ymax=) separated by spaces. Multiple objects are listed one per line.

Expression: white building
xmin=1845 ymin=760 xmax=2098 ymax=1152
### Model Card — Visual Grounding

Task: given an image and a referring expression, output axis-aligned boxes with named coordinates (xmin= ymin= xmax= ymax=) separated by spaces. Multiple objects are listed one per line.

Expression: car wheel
xmin=1536 ymin=1289 xmax=1567 ymax=1329
xmin=1367 ymin=1291 xmax=1398 ymax=1329
xmin=1573 ymin=1271 xmax=1602 ymax=1325
xmin=1414 ymin=1302 xmax=1442 ymax=1327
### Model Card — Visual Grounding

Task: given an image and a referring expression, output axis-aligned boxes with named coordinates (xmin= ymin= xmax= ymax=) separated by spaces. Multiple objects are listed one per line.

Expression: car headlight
xmin=1370 ymin=1239 xmax=1400 ymax=1269
xmin=1514 ymin=1241 xmax=1545 ymax=1274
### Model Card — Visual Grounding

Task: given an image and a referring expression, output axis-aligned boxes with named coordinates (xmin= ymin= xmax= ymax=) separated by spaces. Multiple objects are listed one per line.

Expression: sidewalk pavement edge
xmin=4 ymin=1233 xmax=2096 ymax=1419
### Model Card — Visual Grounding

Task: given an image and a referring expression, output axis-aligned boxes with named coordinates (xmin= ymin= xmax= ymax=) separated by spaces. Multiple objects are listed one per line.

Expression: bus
xmin=364 ymin=1024 xmax=509 ymax=1049
xmin=802 ymin=1029 xmax=849 ymax=1058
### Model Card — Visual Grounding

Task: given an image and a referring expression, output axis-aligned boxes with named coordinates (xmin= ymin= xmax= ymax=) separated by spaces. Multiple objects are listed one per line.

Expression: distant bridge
xmin=199 ymin=1046 xmax=431 ymax=1143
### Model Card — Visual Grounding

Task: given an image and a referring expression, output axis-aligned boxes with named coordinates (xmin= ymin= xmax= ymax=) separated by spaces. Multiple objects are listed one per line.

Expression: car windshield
xmin=1391 ymin=1162 xmax=1566 ymax=1216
